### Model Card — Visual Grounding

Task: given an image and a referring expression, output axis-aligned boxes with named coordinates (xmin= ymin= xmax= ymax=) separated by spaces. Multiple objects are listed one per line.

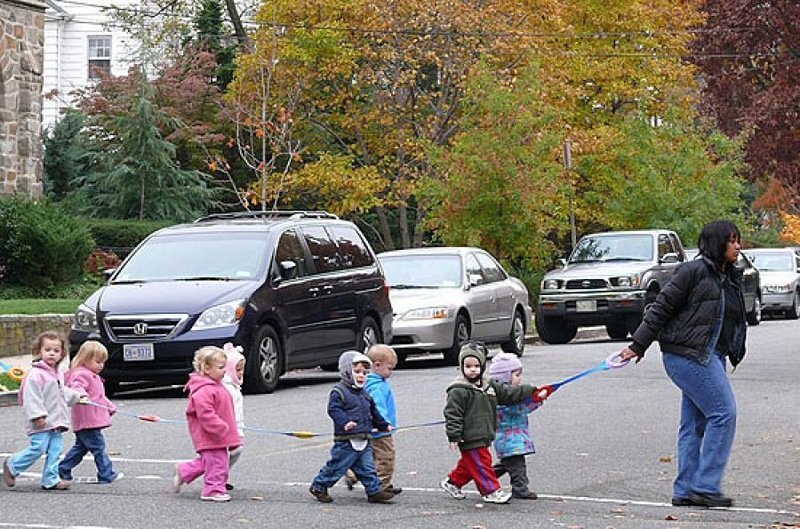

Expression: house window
xmin=88 ymin=36 xmax=112 ymax=80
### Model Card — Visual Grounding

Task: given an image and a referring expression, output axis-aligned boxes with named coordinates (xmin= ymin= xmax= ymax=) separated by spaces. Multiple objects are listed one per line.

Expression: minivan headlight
xmin=193 ymin=299 xmax=246 ymax=330
xmin=73 ymin=304 xmax=98 ymax=332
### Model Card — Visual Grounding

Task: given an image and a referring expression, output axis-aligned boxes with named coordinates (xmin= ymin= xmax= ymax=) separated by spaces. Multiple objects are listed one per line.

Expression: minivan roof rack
xmin=194 ymin=210 xmax=339 ymax=223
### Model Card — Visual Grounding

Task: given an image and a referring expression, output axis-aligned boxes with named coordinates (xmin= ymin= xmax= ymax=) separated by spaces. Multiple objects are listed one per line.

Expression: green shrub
xmin=0 ymin=371 xmax=21 ymax=391
xmin=83 ymin=217 xmax=173 ymax=250
xmin=0 ymin=196 xmax=94 ymax=287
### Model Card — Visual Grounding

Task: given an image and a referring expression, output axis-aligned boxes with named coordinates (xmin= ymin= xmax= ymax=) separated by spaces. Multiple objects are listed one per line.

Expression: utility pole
xmin=564 ymin=140 xmax=576 ymax=249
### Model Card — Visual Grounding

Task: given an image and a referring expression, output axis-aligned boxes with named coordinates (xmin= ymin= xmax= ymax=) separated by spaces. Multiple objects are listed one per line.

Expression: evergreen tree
xmin=194 ymin=0 xmax=236 ymax=90
xmin=42 ymin=109 xmax=88 ymax=200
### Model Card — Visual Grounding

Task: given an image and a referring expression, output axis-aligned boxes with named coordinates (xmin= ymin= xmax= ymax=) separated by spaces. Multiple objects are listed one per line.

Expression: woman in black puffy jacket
xmin=620 ymin=219 xmax=746 ymax=509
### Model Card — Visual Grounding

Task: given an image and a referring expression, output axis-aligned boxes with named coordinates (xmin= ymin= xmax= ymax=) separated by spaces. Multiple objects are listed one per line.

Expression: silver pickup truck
xmin=535 ymin=230 xmax=686 ymax=344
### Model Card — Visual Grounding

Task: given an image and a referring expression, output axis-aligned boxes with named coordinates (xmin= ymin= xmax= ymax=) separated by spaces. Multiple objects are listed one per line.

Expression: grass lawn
xmin=0 ymin=299 xmax=81 ymax=315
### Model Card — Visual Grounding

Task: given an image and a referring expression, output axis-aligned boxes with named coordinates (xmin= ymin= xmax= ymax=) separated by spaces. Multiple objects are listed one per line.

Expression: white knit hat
xmin=488 ymin=352 xmax=523 ymax=384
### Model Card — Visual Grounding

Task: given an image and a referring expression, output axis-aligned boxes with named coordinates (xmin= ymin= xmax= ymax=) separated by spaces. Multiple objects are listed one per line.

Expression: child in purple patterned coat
xmin=488 ymin=352 xmax=542 ymax=499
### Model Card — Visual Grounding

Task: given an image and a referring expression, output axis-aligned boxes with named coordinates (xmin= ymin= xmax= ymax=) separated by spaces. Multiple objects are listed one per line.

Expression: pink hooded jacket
xmin=184 ymin=373 xmax=241 ymax=452
xmin=65 ymin=366 xmax=115 ymax=432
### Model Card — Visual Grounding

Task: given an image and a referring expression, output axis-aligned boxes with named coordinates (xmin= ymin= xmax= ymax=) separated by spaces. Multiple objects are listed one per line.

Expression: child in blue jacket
xmin=488 ymin=352 xmax=542 ymax=499
xmin=309 ymin=351 xmax=395 ymax=504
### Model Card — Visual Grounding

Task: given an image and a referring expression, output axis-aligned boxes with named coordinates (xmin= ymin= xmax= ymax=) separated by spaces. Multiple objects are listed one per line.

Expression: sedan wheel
xmin=746 ymin=295 xmax=762 ymax=326
xmin=500 ymin=310 xmax=526 ymax=356
xmin=443 ymin=314 xmax=469 ymax=365
xmin=788 ymin=291 xmax=800 ymax=320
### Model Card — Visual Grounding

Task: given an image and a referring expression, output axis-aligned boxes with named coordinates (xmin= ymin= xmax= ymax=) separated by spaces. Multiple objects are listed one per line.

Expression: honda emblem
xmin=133 ymin=322 xmax=148 ymax=335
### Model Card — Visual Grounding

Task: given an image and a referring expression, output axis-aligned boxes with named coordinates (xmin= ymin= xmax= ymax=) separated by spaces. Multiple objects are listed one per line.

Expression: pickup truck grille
xmin=565 ymin=279 xmax=607 ymax=289
xmin=104 ymin=314 xmax=187 ymax=341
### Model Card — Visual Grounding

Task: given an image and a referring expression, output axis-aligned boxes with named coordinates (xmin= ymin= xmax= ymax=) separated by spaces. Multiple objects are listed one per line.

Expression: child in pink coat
xmin=173 ymin=346 xmax=241 ymax=502
xmin=59 ymin=340 xmax=122 ymax=484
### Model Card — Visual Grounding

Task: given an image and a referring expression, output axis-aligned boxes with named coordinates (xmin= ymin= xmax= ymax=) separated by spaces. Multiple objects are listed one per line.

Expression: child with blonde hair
xmin=3 ymin=331 xmax=85 ymax=490
xmin=345 ymin=344 xmax=401 ymax=494
xmin=173 ymin=346 xmax=241 ymax=502
xmin=58 ymin=340 xmax=122 ymax=484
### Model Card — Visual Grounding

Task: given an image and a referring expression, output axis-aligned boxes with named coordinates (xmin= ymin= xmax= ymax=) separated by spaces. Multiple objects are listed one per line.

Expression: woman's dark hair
xmin=697 ymin=219 xmax=740 ymax=268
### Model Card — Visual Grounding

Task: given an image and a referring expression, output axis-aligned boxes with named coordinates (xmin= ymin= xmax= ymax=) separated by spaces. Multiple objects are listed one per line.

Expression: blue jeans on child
xmin=311 ymin=440 xmax=381 ymax=496
xmin=59 ymin=428 xmax=115 ymax=482
xmin=8 ymin=430 xmax=64 ymax=488
xmin=662 ymin=351 xmax=736 ymax=498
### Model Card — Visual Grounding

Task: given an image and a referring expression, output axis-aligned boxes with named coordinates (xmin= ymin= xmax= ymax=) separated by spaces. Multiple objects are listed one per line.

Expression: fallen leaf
xmin=665 ymin=514 xmax=678 ymax=520
xmin=659 ymin=455 xmax=673 ymax=463
xmin=249 ymin=496 xmax=264 ymax=501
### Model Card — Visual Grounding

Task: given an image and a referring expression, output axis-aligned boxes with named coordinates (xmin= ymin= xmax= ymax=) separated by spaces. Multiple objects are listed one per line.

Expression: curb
xmin=0 ymin=390 xmax=18 ymax=407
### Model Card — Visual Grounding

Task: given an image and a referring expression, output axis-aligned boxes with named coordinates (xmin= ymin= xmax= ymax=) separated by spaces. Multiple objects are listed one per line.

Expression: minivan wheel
xmin=103 ymin=380 xmax=119 ymax=397
xmin=357 ymin=316 xmax=381 ymax=353
xmin=500 ymin=310 xmax=526 ymax=357
xmin=443 ymin=314 xmax=470 ymax=365
xmin=245 ymin=324 xmax=283 ymax=394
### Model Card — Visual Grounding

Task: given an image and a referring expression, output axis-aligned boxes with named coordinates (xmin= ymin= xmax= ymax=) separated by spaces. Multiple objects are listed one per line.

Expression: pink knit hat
xmin=488 ymin=352 xmax=523 ymax=384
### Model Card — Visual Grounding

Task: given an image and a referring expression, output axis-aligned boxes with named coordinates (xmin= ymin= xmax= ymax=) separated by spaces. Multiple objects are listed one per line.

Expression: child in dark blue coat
xmin=309 ymin=351 xmax=395 ymax=504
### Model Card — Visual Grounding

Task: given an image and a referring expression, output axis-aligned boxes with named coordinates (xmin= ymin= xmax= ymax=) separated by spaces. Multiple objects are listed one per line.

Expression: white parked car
xmin=744 ymin=248 xmax=800 ymax=319
xmin=377 ymin=247 xmax=532 ymax=365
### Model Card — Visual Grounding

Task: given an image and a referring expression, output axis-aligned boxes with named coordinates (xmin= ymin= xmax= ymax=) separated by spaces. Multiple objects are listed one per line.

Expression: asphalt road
xmin=1 ymin=318 xmax=798 ymax=529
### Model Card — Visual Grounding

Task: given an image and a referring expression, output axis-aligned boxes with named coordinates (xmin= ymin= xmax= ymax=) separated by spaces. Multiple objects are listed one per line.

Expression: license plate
xmin=123 ymin=343 xmax=154 ymax=361
xmin=575 ymin=300 xmax=597 ymax=313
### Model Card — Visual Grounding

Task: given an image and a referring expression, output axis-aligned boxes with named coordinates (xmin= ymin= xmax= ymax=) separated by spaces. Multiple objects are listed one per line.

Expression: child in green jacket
xmin=440 ymin=341 xmax=548 ymax=504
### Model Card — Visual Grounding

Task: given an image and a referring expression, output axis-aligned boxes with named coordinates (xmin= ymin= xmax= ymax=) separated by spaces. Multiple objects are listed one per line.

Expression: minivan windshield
xmin=114 ymin=233 xmax=270 ymax=282
xmin=748 ymin=251 xmax=794 ymax=272
xmin=569 ymin=234 xmax=653 ymax=263
xmin=379 ymin=254 xmax=463 ymax=288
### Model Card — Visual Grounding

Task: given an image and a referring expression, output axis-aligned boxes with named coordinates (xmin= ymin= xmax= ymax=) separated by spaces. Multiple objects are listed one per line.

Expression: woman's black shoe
xmin=688 ymin=492 xmax=733 ymax=508
xmin=671 ymin=496 xmax=696 ymax=506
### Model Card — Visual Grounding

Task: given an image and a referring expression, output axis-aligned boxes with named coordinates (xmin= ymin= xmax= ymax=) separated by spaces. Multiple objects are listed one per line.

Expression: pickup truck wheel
xmin=534 ymin=311 xmax=577 ymax=345
xmin=500 ymin=309 xmax=526 ymax=356
xmin=605 ymin=323 xmax=629 ymax=340
xmin=245 ymin=324 xmax=283 ymax=394
xmin=443 ymin=314 xmax=470 ymax=365
xmin=746 ymin=295 xmax=762 ymax=326
xmin=787 ymin=290 xmax=800 ymax=320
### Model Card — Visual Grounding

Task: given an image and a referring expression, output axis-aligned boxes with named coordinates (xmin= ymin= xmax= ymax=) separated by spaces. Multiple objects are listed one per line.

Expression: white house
xmin=42 ymin=0 xmax=138 ymax=129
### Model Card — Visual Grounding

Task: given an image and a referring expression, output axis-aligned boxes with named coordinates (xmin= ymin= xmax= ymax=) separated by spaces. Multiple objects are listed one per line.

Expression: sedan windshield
xmin=569 ymin=234 xmax=653 ymax=263
xmin=114 ymin=233 xmax=270 ymax=282
xmin=379 ymin=255 xmax=463 ymax=288
xmin=748 ymin=252 xmax=794 ymax=272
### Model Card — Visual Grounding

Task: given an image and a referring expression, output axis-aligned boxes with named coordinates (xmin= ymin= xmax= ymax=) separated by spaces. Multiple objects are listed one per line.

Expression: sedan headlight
xmin=193 ymin=299 xmax=246 ymax=330
xmin=72 ymin=304 xmax=98 ymax=332
xmin=542 ymin=279 xmax=560 ymax=290
xmin=402 ymin=307 xmax=450 ymax=320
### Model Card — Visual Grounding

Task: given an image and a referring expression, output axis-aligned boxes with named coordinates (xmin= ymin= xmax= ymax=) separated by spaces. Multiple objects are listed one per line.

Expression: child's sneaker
xmin=2 ymin=459 xmax=15 ymax=488
xmin=309 ymin=486 xmax=333 ymax=503
xmin=172 ymin=465 xmax=183 ymax=493
xmin=440 ymin=479 xmax=465 ymax=499
xmin=482 ymin=489 xmax=512 ymax=504
xmin=200 ymin=493 xmax=231 ymax=502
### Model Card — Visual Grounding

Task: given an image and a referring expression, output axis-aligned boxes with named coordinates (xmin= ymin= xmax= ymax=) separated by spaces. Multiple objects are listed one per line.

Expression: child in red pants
xmin=441 ymin=342 xmax=547 ymax=504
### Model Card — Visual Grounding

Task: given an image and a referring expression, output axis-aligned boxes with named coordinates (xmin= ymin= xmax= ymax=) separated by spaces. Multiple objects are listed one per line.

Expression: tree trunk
xmin=375 ymin=206 xmax=395 ymax=251
xmin=413 ymin=204 xmax=426 ymax=247
xmin=399 ymin=203 xmax=410 ymax=249
xmin=223 ymin=0 xmax=249 ymax=47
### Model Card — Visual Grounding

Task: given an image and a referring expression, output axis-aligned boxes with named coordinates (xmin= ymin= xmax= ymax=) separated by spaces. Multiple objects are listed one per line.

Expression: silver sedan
xmin=377 ymin=247 xmax=532 ymax=364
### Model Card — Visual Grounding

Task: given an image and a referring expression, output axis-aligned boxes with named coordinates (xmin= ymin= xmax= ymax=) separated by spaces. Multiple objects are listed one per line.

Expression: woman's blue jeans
xmin=662 ymin=352 xmax=736 ymax=497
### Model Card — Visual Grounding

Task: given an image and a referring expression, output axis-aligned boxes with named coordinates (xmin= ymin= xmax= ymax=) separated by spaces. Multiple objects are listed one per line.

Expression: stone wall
xmin=0 ymin=314 xmax=72 ymax=357
xmin=0 ymin=0 xmax=45 ymax=197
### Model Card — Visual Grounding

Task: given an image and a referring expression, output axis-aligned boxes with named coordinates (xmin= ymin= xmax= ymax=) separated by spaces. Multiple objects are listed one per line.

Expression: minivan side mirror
xmin=278 ymin=260 xmax=297 ymax=281
xmin=103 ymin=268 xmax=117 ymax=284
xmin=660 ymin=252 xmax=679 ymax=264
